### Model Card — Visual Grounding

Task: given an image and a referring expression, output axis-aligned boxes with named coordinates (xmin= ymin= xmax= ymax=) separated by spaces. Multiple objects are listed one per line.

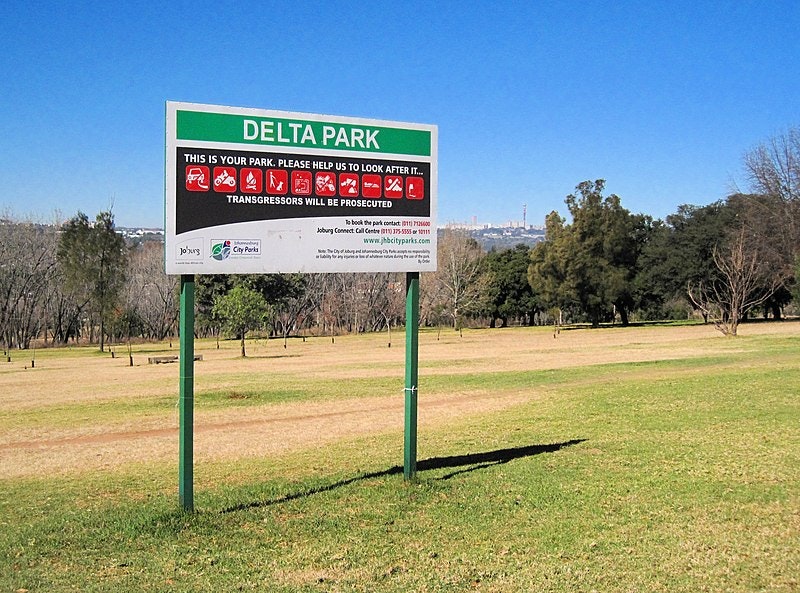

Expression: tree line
xmin=529 ymin=127 xmax=800 ymax=335
xmin=2 ymin=126 xmax=797 ymax=353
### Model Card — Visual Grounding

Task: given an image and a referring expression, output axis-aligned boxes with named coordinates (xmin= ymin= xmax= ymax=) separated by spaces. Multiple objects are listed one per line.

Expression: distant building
xmin=439 ymin=221 xmax=545 ymax=250
xmin=116 ymin=227 xmax=166 ymax=246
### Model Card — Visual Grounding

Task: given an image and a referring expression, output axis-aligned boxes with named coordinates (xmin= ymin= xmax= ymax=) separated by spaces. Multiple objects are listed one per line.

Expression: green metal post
xmin=404 ymin=272 xmax=420 ymax=480
xmin=179 ymin=275 xmax=195 ymax=512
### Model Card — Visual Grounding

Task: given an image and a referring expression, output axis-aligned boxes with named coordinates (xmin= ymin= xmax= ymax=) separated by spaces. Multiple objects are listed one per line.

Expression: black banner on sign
xmin=175 ymin=148 xmax=431 ymax=234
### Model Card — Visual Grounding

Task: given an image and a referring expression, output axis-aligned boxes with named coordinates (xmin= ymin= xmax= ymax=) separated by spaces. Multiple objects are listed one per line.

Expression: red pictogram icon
xmin=338 ymin=173 xmax=359 ymax=197
xmin=212 ymin=167 xmax=237 ymax=192
xmin=384 ymin=175 xmax=403 ymax=199
xmin=362 ymin=174 xmax=382 ymax=198
xmin=315 ymin=172 xmax=336 ymax=197
xmin=267 ymin=169 xmax=288 ymax=194
xmin=406 ymin=176 xmax=424 ymax=200
xmin=292 ymin=171 xmax=312 ymax=195
xmin=240 ymin=168 xmax=263 ymax=194
xmin=186 ymin=166 xmax=210 ymax=191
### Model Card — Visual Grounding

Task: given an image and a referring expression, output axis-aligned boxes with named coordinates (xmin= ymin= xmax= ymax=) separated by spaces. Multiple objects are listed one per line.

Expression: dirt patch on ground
xmin=0 ymin=322 xmax=795 ymax=478
xmin=0 ymin=388 xmax=533 ymax=479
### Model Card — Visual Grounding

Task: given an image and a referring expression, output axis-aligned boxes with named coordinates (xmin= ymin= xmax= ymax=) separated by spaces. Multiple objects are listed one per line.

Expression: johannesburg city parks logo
xmin=210 ymin=239 xmax=262 ymax=261
xmin=211 ymin=240 xmax=232 ymax=261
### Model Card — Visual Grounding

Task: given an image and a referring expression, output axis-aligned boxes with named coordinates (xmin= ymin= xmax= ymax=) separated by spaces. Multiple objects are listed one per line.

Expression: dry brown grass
xmin=0 ymin=321 xmax=794 ymax=479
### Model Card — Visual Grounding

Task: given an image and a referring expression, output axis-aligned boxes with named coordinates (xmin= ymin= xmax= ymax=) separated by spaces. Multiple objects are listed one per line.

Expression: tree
xmin=484 ymin=244 xmax=539 ymax=327
xmin=743 ymin=126 xmax=800 ymax=203
xmin=375 ymin=274 xmax=405 ymax=347
xmin=635 ymin=202 xmax=735 ymax=320
xmin=420 ymin=269 xmax=449 ymax=334
xmin=267 ymin=274 xmax=313 ymax=347
xmin=0 ymin=217 xmax=58 ymax=351
xmin=47 ymin=265 xmax=83 ymax=345
xmin=196 ymin=274 xmax=233 ymax=340
xmin=688 ymin=227 xmax=785 ymax=336
xmin=529 ymin=181 xmax=647 ymax=327
xmin=124 ymin=242 xmax=179 ymax=340
xmin=569 ymin=180 xmax=651 ymax=325
xmin=726 ymin=193 xmax=793 ymax=318
xmin=529 ymin=210 xmax=573 ymax=322
xmin=739 ymin=127 xmax=800 ymax=307
xmin=57 ymin=211 xmax=128 ymax=351
xmin=212 ymin=284 xmax=272 ymax=357
xmin=433 ymin=229 xmax=486 ymax=332
xmin=303 ymin=273 xmax=345 ymax=339
xmin=637 ymin=193 xmax=790 ymax=329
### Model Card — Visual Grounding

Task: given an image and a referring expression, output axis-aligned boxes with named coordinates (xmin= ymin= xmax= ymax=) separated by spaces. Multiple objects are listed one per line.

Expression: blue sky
xmin=1 ymin=0 xmax=798 ymax=228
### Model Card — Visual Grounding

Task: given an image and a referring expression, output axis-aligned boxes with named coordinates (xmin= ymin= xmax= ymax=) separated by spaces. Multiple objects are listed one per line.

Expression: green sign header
xmin=176 ymin=110 xmax=432 ymax=157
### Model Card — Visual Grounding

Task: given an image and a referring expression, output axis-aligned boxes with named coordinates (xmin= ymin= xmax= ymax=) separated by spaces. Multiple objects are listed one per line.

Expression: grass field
xmin=1 ymin=322 xmax=798 ymax=592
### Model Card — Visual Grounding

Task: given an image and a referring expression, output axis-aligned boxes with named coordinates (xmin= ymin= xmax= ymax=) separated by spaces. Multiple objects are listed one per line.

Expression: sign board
xmin=165 ymin=102 xmax=437 ymax=274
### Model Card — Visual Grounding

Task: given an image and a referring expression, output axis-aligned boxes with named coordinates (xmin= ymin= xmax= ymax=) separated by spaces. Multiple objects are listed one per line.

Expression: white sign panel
xmin=165 ymin=102 xmax=437 ymax=274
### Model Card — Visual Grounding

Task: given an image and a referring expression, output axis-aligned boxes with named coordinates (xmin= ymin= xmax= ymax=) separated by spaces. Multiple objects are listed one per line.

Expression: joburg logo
xmin=176 ymin=237 xmax=204 ymax=260
xmin=210 ymin=240 xmax=232 ymax=261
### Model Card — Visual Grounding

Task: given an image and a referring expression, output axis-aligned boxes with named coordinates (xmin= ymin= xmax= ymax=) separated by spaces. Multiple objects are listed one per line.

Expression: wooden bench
xmin=147 ymin=354 xmax=203 ymax=364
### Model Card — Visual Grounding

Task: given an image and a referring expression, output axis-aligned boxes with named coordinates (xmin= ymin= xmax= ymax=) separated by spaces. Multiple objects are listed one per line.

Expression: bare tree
xmin=340 ymin=272 xmax=362 ymax=333
xmin=433 ymin=229 xmax=486 ymax=333
xmin=372 ymin=273 xmax=405 ymax=347
xmin=688 ymin=227 xmax=785 ymax=336
xmin=353 ymin=272 xmax=402 ymax=334
xmin=305 ymin=273 xmax=343 ymax=340
xmin=420 ymin=270 xmax=448 ymax=337
xmin=744 ymin=126 xmax=800 ymax=202
xmin=729 ymin=127 xmax=800 ymax=318
xmin=741 ymin=127 xmax=800 ymax=269
xmin=124 ymin=242 xmax=179 ymax=340
xmin=301 ymin=272 xmax=403 ymax=341
xmin=272 ymin=274 xmax=314 ymax=347
xmin=46 ymin=264 xmax=83 ymax=345
xmin=0 ymin=217 xmax=58 ymax=352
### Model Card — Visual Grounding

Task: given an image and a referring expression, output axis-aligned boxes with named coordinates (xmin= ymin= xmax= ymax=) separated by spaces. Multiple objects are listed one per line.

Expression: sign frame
xmin=165 ymin=102 xmax=437 ymax=275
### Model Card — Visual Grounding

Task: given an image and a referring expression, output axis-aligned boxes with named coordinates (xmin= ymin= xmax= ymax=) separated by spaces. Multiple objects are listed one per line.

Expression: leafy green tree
xmin=637 ymin=201 xmax=737 ymax=320
xmin=529 ymin=210 xmax=573 ymax=321
xmin=244 ymin=274 xmax=303 ymax=303
xmin=196 ymin=274 xmax=234 ymax=339
xmin=196 ymin=273 xmax=313 ymax=345
xmin=57 ymin=211 xmax=127 ymax=351
xmin=484 ymin=244 xmax=539 ymax=327
xmin=529 ymin=181 xmax=648 ymax=327
xmin=212 ymin=284 xmax=272 ymax=357
xmin=259 ymin=274 xmax=311 ymax=346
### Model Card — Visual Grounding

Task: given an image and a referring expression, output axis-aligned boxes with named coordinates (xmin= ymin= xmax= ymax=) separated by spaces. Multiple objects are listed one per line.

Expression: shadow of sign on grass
xmin=222 ymin=439 xmax=586 ymax=514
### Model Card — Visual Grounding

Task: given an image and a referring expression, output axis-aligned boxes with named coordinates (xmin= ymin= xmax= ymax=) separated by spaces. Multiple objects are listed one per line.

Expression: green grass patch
xmin=1 ymin=327 xmax=799 ymax=591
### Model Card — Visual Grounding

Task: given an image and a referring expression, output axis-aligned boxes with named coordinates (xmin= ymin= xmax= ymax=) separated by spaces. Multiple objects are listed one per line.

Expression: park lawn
xmin=0 ymin=323 xmax=798 ymax=592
